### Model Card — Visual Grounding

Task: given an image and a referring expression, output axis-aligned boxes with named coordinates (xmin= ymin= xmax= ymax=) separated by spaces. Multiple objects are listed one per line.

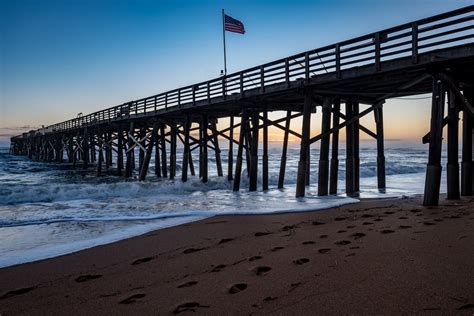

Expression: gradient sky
xmin=0 ymin=0 xmax=471 ymax=145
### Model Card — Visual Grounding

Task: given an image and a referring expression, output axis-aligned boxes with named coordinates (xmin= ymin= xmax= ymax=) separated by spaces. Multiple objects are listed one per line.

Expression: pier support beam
xmin=461 ymin=89 xmax=473 ymax=196
xmin=345 ymin=101 xmax=355 ymax=196
xmin=201 ymin=116 xmax=208 ymax=183
xmin=117 ymin=130 xmax=124 ymax=176
xmin=375 ymin=102 xmax=386 ymax=191
xmin=249 ymin=111 xmax=259 ymax=191
xmin=211 ymin=120 xmax=223 ymax=177
xmin=170 ymin=123 xmax=177 ymax=180
xmin=353 ymin=102 xmax=360 ymax=193
xmin=83 ymin=129 xmax=89 ymax=169
xmin=98 ymin=133 xmax=104 ymax=177
xmin=234 ymin=111 xmax=248 ymax=191
xmin=125 ymin=123 xmax=134 ymax=178
xmin=139 ymin=124 xmax=157 ymax=181
xmin=423 ymin=76 xmax=446 ymax=206
xmin=154 ymin=127 xmax=161 ymax=177
xmin=262 ymin=109 xmax=269 ymax=191
xmin=318 ymin=98 xmax=332 ymax=196
xmin=160 ymin=124 xmax=168 ymax=178
xmin=447 ymin=89 xmax=460 ymax=199
xmin=329 ymin=100 xmax=340 ymax=194
xmin=182 ymin=115 xmax=191 ymax=182
xmin=278 ymin=111 xmax=291 ymax=189
xmin=228 ymin=116 xmax=234 ymax=181
xmin=296 ymin=91 xmax=312 ymax=197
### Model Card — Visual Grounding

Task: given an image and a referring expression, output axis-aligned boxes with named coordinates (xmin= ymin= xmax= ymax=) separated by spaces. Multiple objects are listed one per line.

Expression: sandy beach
xmin=0 ymin=195 xmax=473 ymax=315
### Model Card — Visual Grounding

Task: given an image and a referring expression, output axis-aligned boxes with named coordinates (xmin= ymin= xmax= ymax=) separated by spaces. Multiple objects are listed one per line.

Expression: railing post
xmin=412 ymin=22 xmax=418 ymax=64
xmin=154 ymin=96 xmax=157 ymax=112
xmin=335 ymin=44 xmax=341 ymax=79
xmin=165 ymin=94 xmax=168 ymax=110
xmin=207 ymin=81 xmax=210 ymax=103
xmin=260 ymin=65 xmax=265 ymax=93
xmin=222 ymin=77 xmax=226 ymax=100
xmin=374 ymin=32 xmax=381 ymax=71
xmin=240 ymin=72 xmax=244 ymax=95
xmin=192 ymin=86 xmax=196 ymax=106
xmin=285 ymin=58 xmax=290 ymax=88
xmin=178 ymin=89 xmax=181 ymax=107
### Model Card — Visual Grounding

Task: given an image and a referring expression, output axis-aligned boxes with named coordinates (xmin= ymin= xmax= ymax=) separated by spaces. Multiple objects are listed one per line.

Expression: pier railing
xmin=23 ymin=5 xmax=474 ymax=136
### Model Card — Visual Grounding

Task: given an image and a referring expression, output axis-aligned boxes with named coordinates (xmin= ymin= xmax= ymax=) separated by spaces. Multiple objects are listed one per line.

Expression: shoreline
xmin=1 ymin=195 xmax=473 ymax=314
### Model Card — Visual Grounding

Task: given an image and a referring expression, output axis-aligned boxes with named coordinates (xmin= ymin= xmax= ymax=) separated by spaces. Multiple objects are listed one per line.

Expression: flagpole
xmin=222 ymin=8 xmax=227 ymax=76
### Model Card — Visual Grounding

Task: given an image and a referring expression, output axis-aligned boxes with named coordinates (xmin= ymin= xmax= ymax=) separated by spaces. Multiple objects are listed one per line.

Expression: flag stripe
xmin=224 ymin=14 xmax=245 ymax=34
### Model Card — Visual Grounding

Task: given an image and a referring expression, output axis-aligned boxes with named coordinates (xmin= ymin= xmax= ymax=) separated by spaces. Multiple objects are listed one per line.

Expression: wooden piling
xmin=353 ymin=101 xmax=360 ymax=193
xmin=201 ymin=116 xmax=208 ymax=183
xmin=278 ymin=111 xmax=291 ymax=189
xmin=154 ymin=127 xmax=161 ymax=177
xmin=138 ymin=128 xmax=146 ymax=172
xmin=170 ymin=123 xmax=177 ymax=179
xmin=125 ymin=123 xmax=134 ymax=178
xmin=374 ymin=102 xmax=386 ymax=190
xmin=211 ymin=120 xmax=223 ymax=177
xmin=228 ymin=116 xmax=234 ymax=181
xmin=117 ymin=129 xmax=124 ymax=176
xmin=139 ymin=124 xmax=157 ymax=181
xmin=98 ymin=133 xmax=103 ymax=176
xmin=234 ymin=111 xmax=248 ymax=191
xmin=447 ymin=89 xmax=460 ymax=199
xmin=423 ymin=76 xmax=445 ymax=206
xmin=262 ymin=109 xmax=269 ymax=191
xmin=345 ymin=101 xmax=355 ymax=195
xmin=329 ymin=100 xmax=340 ymax=194
xmin=160 ymin=124 xmax=168 ymax=178
xmin=461 ymin=90 xmax=473 ymax=196
xmin=249 ymin=111 xmax=259 ymax=191
xmin=182 ymin=115 xmax=191 ymax=182
xmin=296 ymin=91 xmax=312 ymax=197
xmin=318 ymin=99 xmax=332 ymax=196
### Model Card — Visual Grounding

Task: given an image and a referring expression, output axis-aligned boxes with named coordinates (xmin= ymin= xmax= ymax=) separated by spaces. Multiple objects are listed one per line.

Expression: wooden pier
xmin=10 ymin=6 xmax=474 ymax=205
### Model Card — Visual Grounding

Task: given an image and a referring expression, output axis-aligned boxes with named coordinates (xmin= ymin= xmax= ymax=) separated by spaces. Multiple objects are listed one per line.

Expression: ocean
xmin=0 ymin=141 xmax=447 ymax=268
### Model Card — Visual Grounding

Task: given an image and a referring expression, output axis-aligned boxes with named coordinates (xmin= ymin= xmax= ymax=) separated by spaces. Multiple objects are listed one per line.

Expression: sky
xmin=0 ymin=0 xmax=471 ymax=145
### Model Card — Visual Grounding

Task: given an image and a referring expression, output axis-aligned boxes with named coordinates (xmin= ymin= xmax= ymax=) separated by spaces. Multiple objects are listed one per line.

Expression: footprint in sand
xmin=177 ymin=281 xmax=198 ymax=288
xmin=253 ymin=266 xmax=272 ymax=276
xmin=399 ymin=225 xmax=412 ymax=229
xmin=335 ymin=240 xmax=351 ymax=246
xmin=211 ymin=264 xmax=226 ymax=272
xmin=229 ymin=283 xmax=247 ymax=294
xmin=361 ymin=214 xmax=373 ymax=218
xmin=351 ymin=232 xmax=366 ymax=239
xmin=312 ymin=221 xmax=325 ymax=226
xmin=457 ymin=303 xmax=474 ymax=310
xmin=132 ymin=257 xmax=153 ymax=265
xmin=293 ymin=258 xmax=310 ymax=265
xmin=119 ymin=293 xmax=146 ymax=304
xmin=219 ymin=238 xmax=234 ymax=244
xmin=75 ymin=274 xmax=102 ymax=283
xmin=423 ymin=222 xmax=436 ymax=226
xmin=399 ymin=216 xmax=408 ymax=219
xmin=318 ymin=248 xmax=331 ymax=254
xmin=380 ymin=229 xmax=395 ymax=234
xmin=255 ymin=232 xmax=272 ymax=237
xmin=271 ymin=246 xmax=284 ymax=252
xmin=302 ymin=241 xmax=315 ymax=245
xmin=282 ymin=225 xmax=296 ymax=231
xmin=362 ymin=222 xmax=373 ymax=225
xmin=337 ymin=230 xmax=347 ymax=233
xmin=173 ymin=302 xmax=210 ymax=314
xmin=320 ymin=234 xmax=328 ymax=239
xmin=183 ymin=248 xmax=205 ymax=254
xmin=0 ymin=287 xmax=36 ymax=300
xmin=334 ymin=217 xmax=346 ymax=221
xmin=248 ymin=256 xmax=262 ymax=262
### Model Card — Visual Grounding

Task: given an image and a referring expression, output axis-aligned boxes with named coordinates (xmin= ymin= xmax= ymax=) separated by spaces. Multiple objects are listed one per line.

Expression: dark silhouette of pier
xmin=10 ymin=6 xmax=474 ymax=205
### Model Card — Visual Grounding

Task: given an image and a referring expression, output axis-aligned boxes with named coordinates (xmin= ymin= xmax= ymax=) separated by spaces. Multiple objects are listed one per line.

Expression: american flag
xmin=224 ymin=14 xmax=245 ymax=34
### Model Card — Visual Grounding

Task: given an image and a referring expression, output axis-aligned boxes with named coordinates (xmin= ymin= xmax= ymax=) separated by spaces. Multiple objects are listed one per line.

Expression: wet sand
xmin=0 ymin=195 xmax=473 ymax=315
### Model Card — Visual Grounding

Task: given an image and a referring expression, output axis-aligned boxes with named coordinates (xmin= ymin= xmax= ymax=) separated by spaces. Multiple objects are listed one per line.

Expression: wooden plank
xmin=318 ymin=98 xmax=331 ymax=196
xmin=329 ymin=100 xmax=340 ymax=195
xmin=228 ymin=116 xmax=234 ymax=181
xmin=461 ymin=89 xmax=473 ymax=196
xmin=446 ymin=89 xmax=460 ymax=199
xmin=375 ymin=103 xmax=386 ymax=190
xmin=181 ymin=115 xmax=191 ymax=182
xmin=233 ymin=111 xmax=248 ymax=192
xmin=346 ymin=101 xmax=355 ymax=195
xmin=249 ymin=111 xmax=259 ymax=192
